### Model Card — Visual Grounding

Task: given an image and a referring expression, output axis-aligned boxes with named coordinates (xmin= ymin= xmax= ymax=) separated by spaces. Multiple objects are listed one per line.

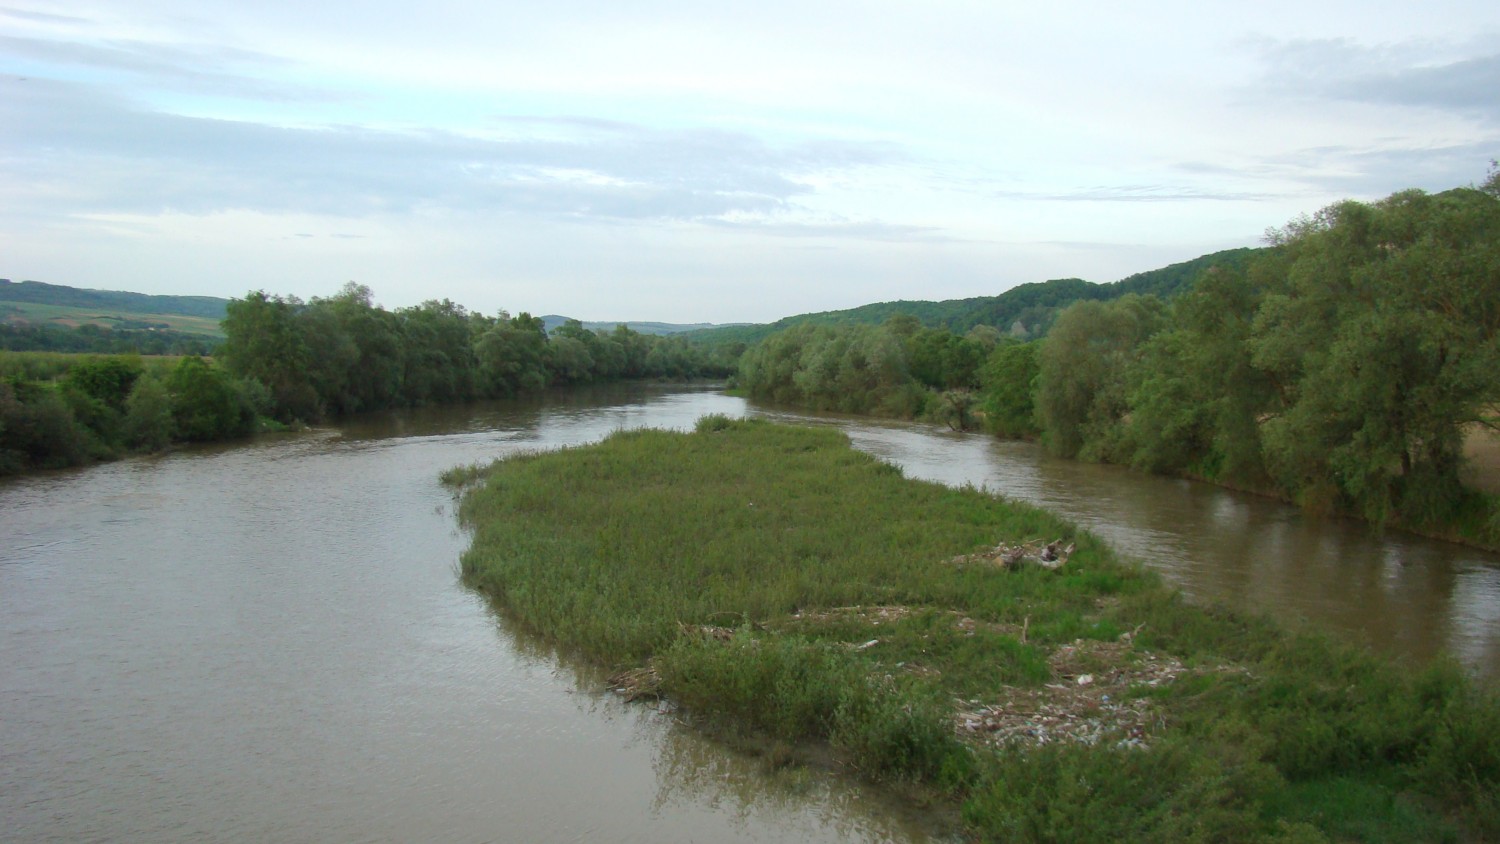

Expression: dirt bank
xmin=1463 ymin=424 xmax=1500 ymax=495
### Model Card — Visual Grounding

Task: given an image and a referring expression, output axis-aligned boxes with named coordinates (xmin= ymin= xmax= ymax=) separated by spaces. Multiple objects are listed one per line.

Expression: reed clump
xmin=449 ymin=416 xmax=1499 ymax=843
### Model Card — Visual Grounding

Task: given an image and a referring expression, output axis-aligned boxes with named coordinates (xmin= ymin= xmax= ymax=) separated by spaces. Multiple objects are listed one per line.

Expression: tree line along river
xmin=3 ymin=383 xmax=1496 ymax=842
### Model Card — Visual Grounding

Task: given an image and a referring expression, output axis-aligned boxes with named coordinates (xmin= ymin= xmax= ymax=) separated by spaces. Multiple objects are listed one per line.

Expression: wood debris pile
xmin=950 ymin=539 xmax=1076 ymax=571
xmin=608 ymin=666 xmax=662 ymax=701
xmin=954 ymin=638 xmax=1187 ymax=750
xmin=678 ymin=622 xmax=737 ymax=641
xmin=784 ymin=605 xmax=915 ymax=627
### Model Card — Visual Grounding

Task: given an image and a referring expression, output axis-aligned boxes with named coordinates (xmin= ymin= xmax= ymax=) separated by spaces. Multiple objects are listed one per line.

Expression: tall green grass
xmin=0 ymin=350 xmax=179 ymax=381
xmin=450 ymin=416 xmax=1500 ymax=842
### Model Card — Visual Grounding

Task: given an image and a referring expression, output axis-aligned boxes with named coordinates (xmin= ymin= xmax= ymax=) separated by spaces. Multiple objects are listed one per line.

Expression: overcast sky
xmin=2 ymin=2 xmax=1497 ymax=323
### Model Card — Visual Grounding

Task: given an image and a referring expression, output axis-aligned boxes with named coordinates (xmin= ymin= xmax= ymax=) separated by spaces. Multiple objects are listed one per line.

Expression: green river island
xmin=447 ymin=417 xmax=1500 ymax=843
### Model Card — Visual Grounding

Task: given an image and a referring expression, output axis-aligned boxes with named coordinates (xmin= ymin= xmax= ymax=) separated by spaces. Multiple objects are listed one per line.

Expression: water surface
xmin=6 ymin=384 xmax=1498 ymax=844
xmin=2 ymin=385 xmax=937 ymax=843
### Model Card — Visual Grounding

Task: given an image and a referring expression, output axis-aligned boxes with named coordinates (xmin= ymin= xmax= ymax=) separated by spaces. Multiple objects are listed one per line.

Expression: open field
xmin=0 ymin=300 xmax=224 ymax=337
xmin=0 ymin=350 xmax=185 ymax=382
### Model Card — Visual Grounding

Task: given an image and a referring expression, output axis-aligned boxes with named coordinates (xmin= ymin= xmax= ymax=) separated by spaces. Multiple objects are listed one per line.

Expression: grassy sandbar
xmin=449 ymin=417 xmax=1499 ymax=842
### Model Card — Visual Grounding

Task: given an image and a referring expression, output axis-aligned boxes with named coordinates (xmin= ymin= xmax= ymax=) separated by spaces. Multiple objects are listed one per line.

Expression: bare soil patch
xmin=954 ymin=638 xmax=1195 ymax=749
xmin=1463 ymin=423 xmax=1500 ymax=494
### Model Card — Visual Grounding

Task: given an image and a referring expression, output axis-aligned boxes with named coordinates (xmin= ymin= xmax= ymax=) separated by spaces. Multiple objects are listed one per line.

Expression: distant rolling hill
xmin=4 ymin=244 xmax=1265 ymax=350
xmin=0 ymin=279 xmax=230 ymax=337
xmin=0 ymin=279 xmax=229 ymax=320
xmin=0 ymin=279 xmax=752 ymax=341
xmin=539 ymin=315 xmax=752 ymax=337
xmin=684 ymin=246 xmax=1265 ymax=345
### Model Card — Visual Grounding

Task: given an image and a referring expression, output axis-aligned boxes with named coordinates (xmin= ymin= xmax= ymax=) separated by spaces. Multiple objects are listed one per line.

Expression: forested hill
xmin=0 ymin=279 xmax=230 ymax=320
xmin=686 ymin=246 xmax=1264 ymax=345
xmin=539 ymin=315 xmax=749 ymax=336
xmin=4 ymin=243 xmax=1262 ymax=346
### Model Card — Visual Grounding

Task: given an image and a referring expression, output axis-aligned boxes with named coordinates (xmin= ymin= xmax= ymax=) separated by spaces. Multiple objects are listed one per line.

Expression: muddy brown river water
xmin=4 ymin=384 xmax=1497 ymax=842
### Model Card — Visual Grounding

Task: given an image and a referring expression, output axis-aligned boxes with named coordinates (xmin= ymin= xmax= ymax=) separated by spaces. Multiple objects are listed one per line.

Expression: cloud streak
xmin=0 ymin=5 xmax=86 ymax=24
xmin=1177 ymin=141 xmax=1498 ymax=199
xmin=2 ymin=77 xmax=904 ymax=225
xmin=3 ymin=1 xmax=1499 ymax=322
xmin=1251 ymin=36 xmax=1500 ymax=121
xmin=994 ymin=185 xmax=1280 ymax=203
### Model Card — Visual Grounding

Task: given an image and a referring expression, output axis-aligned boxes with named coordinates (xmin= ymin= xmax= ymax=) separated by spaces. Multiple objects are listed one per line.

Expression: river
xmin=3 ymin=384 xmax=1497 ymax=842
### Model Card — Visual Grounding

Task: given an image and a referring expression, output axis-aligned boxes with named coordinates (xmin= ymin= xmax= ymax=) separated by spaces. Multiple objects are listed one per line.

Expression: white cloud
xmin=2 ymin=77 xmax=902 ymax=224
xmin=2 ymin=0 xmax=1498 ymax=322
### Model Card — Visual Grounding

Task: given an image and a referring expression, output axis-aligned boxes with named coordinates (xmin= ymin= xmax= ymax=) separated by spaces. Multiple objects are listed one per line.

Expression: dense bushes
xmin=1 ymin=283 xmax=734 ymax=476
xmin=220 ymin=283 xmax=732 ymax=423
xmin=1028 ymin=182 xmax=1500 ymax=540
xmin=735 ymin=319 xmax=994 ymax=423
xmin=0 ymin=321 xmax=219 ymax=355
xmin=1034 ymin=294 xmax=1165 ymax=460
xmin=166 ymin=356 xmax=259 ymax=441
xmin=736 ymin=175 xmax=1500 ymax=541
xmin=0 ymin=354 xmax=268 ymax=475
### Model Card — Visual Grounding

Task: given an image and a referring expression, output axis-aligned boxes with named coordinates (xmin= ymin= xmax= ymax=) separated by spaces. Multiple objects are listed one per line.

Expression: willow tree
xmin=1035 ymin=294 xmax=1165 ymax=460
xmin=1250 ymin=186 xmax=1500 ymax=522
xmin=474 ymin=312 xmax=549 ymax=397
xmin=1125 ymin=266 xmax=1275 ymax=484
xmin=977 ymin=340 xmax=1040 ymax=439
xmin=219 ymin=290 xmax=319 ymax=421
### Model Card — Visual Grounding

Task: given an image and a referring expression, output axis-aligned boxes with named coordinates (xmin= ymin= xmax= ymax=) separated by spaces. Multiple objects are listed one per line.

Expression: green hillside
xmin=0 ymin=279 xmax=229 ymax=321
xmin=0 ymin=278 xmax=228 ymax=353
xmin=2 ymin=244 xmax=1262 ymax=350
xmin=539 ymin=315 xmax=751 ymax=336
xmin=0 ymin=300 xmax=225 ymax=337
xmin=686 ymin=246 xmax=1263 ymax=345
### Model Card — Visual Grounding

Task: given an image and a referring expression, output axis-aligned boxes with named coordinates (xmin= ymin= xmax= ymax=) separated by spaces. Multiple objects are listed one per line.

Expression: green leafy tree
xmin=977 ymin=341 xmax=1041 ymax=438
xmin=63 ymin=356 xmax=142 ymax=412
xmin=590 ymin=335 xmax=628 ymax=380
xmin=313 ymin=283 xmax=406 ymax=413
xmin=123 ymin=374 xmax=175 ymax=451
xmin=295 ymin=303 xmax=359 ymax=414
xmin=1250 ymin=187 xmax=1500 ymax=522
xmin=883 ymin=313 xmax=922 ymax=339
xmin=475 ymin=313 xmax=549 ymax=397
xmin=220 ymin=291 xmax=319 ymax=421
xmin=930 ymin=388 xmax=977 ymax=431
xmin=1125 ymin=267 xmax=1275 ymax=484
xmin=547 ymin=335 xmax=595 ymax=384
xmin=611 ymin=325 xmax=652 ymax=377
xmin=643 ymin=336 xmax=705 ymax=379
xmin=1035 ymin=294 xmax=1165 ymax=460
xmin=740 ymin=322 xmax=925 ymax=417
xmin=965 ymin=324 xmax=1003 ymax=349
xmin=399 ymin=299 xmax=478 ymax=405
xmin=906 ymin=328 xmax=985 ymax=390
xmin=169 ymin=357 xmax=252 ymax=442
